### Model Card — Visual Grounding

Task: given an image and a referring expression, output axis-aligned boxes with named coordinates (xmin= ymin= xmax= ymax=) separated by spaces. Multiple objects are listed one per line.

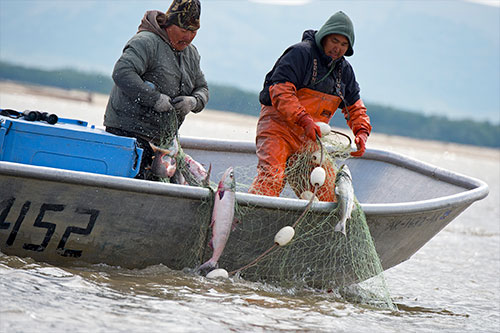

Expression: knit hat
xmin=315 ymin=11 xmax=355 ymax=57
xmin=165 ymin=0 xmax=201 ymax=31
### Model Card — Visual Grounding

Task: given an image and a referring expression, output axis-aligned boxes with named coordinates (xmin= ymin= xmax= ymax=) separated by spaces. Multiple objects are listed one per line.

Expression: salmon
xmin=198 ymin=167 xmax=236 ymax=274
xmin=149 ymin=140 xmax=179 ymax=178
xmin=183 ymin=154 xmax=211 ymax=186
xmin=334 ymin=164 xmax=355 ymax=235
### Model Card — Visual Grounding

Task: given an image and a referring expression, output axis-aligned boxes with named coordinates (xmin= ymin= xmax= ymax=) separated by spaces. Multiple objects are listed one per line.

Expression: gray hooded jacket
xmin=104 ymin=10 xmax=208 ymax=143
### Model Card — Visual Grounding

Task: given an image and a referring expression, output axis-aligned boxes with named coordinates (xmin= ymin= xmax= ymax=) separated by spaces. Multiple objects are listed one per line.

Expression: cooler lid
xmin=0 ymin=116 xmax=138 ymax=148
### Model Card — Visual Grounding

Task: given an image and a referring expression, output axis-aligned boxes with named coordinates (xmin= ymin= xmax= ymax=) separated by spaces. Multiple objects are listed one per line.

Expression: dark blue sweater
xmin=259 ymin=30 xmax=361 ymax=108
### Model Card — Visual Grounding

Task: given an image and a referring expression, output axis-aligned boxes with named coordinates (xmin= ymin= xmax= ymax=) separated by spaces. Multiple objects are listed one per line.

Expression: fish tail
xmin=197 ymin=259 xmax=218 ymax=275
xmin=203 ymin=163 xmax=212 ymax=187
xmin=149 ymin=141 xmax=171 ymax=155
xmin=334 ymin=220 xmax=347 ymax=236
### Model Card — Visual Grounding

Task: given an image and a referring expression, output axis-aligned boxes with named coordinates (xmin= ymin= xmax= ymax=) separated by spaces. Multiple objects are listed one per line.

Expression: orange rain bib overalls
xmin=249 ymin=83 xmax=343 ymax=202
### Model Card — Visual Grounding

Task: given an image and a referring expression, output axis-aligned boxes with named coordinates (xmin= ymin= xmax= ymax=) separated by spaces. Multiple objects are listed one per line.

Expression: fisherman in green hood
xmin=104 ymin=0 xmax=208 ymax=180
xmin=249 ymin=11 xmax=372 ymax=201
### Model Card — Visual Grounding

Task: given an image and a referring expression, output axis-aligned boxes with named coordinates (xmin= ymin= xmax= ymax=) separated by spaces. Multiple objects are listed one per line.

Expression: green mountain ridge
xmin=1 ymin=61 xmax=498 ymax=148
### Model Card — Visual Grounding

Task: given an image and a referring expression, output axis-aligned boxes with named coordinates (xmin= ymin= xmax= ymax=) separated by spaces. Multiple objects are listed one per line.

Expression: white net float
xmin=206 ymin=268 xmax=229 ymax=279
xmin=311 ymin=149 xmax=324 ymax=165
xmin=300 ymin=190 xmax=319 ymax=202
xmin=310 ymin=166 xmax=326 ymax=187
xmin=274 ymin=226 xmax=295 ymax=246
xmin=315 ymin=122 xmax=331 ymax=137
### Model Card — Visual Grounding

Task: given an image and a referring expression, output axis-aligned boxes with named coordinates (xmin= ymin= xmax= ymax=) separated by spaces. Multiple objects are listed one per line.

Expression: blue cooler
xmin=0 ymin=115 xmax=143 ymax=178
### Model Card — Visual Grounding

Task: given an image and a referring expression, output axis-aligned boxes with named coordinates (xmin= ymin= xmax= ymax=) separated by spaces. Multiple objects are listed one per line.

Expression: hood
xmin=301 ymin=29 xmax=316 ymax=43
xmin=137 ymin=10 xmax=171 ymax=44
xmin=315 ymin=11 xmax=355 ymax=57
xmin=302 ymin=29 xmax=343 ymax=67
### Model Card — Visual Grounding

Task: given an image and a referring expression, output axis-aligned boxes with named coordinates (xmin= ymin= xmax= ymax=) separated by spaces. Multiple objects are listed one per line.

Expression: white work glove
xmin=172 ymin=96 xmax=197 ymax=117
xmin=153 ymin=93 xmax=174 ymax=113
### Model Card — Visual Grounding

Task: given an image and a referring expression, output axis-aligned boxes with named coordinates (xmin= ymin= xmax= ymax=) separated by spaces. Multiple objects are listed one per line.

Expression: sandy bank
xmin=1 ymin=81 xmax=498 ymax=166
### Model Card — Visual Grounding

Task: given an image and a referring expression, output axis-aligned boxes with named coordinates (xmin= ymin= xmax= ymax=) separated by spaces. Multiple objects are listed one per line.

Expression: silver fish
xmin=183 ymin=154 xmax=211 ymax=186
xmin=171 ymin=168 xmax=188 ymax=185
xmin=149 ymin=140 xmax=179 ymax=178
xmin=334 ymin=164 xmax=355 ymax=235
xmin=198 ymin=167 xmax=236 ymax=274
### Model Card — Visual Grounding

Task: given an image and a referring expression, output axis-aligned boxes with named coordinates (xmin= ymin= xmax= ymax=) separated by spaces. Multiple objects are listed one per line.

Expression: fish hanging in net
xmin=153 ymin=112 xmax=211 ymax=187
xmin=182 ymin=127 xmax=395 ymax=309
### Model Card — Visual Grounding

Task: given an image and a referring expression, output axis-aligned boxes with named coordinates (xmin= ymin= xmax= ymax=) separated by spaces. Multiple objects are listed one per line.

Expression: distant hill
xmin=0 ymin=61 xmax=498 ymax=148
xmin=0 ymin=1 xmax=498 ymax=123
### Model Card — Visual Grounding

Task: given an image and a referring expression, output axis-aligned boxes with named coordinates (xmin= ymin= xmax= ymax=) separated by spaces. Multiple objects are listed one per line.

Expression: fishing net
xmin=156 ymin=113 xmax=211 ymax=187
xmin=160 ymin=117 xmax=394 ymax=309
xmin=230 ymin=199 xmax=395 ymax=309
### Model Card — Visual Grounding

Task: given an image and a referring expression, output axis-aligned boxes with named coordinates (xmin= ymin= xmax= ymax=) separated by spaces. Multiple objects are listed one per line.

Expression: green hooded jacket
xmin=315 ymin=11 xmax=355 ymax=57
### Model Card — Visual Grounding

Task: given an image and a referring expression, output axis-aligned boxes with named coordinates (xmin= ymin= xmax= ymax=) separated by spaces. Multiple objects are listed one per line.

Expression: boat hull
xmin=0 ymin=137 xmax=489 ymax=277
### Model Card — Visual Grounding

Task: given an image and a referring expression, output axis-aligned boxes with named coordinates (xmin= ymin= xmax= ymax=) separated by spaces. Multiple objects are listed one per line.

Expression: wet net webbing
xmin=159 ymin=120 xmax=394 ymax=309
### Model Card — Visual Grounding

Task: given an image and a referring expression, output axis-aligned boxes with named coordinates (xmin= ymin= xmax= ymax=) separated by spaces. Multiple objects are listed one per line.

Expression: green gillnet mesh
xmin=160 ymin=116 xmax=394 ymax=309
xmin=166 ymin=146 xmax=210 ymax=187
xmin=232 ymin=200 xmax=394 ymax=309
xmin=157 ymin=113 xmax=211 ymax=187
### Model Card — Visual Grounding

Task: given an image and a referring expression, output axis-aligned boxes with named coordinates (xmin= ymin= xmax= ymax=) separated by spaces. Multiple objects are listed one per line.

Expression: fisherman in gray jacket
xmin=104 ymin=0 xmax=208 ymax=180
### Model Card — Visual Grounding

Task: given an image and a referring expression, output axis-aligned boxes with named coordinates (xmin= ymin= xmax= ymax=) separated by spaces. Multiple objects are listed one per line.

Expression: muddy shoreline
xmin=1 ymin=80 xmax=497 ymax=162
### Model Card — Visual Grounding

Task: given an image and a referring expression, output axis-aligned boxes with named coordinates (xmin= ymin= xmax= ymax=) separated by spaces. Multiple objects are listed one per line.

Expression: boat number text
xmin=0 ymin=197 xmax=99 ymax=258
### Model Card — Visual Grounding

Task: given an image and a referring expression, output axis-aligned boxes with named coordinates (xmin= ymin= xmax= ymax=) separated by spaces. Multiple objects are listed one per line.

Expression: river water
xmin=0 ymin=87 xmax=499 ymax=332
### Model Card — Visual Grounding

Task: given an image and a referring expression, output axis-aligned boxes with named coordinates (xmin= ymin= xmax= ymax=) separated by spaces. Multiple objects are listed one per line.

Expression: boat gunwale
xmin=179 ymin=137 xmax=489 ymax=214
xmin=0 ymin=136 xmax=489 ymax=216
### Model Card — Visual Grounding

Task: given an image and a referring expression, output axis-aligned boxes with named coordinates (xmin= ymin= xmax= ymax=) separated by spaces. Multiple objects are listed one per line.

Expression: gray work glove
xmin=153 ymin=93 xmax=174 ymax=113
xmin=172 ymin=96 xmax=197 ymax=117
